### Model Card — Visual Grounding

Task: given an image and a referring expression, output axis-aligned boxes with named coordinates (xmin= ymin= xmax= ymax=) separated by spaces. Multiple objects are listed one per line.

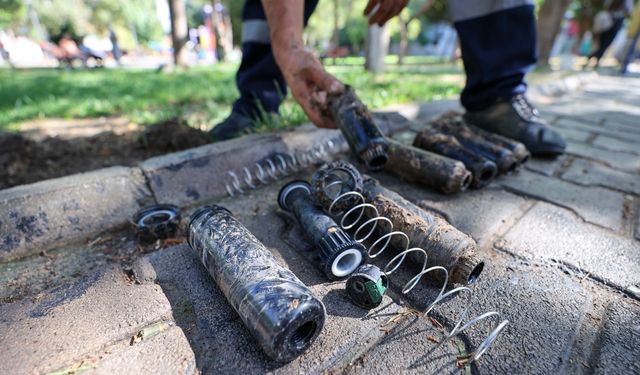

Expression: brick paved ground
xmin=0 ymin=74 xmax=638 ymax=374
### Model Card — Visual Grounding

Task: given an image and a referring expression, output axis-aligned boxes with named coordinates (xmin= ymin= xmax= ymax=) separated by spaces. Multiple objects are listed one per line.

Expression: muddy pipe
xmin=328 ymin=86 xmax=389 ymax=171
xmin=413 ymin=127 xmax=498 ymax=189
xmin=188 ymin=205 xmax=326 ymax=362
xmin=362 ymin=177 xmax=484 ymax=285
xmin=429 ymin=121 xmax=519 ymax=174
xmin=386 ymin=139 xmax=472 ymax=194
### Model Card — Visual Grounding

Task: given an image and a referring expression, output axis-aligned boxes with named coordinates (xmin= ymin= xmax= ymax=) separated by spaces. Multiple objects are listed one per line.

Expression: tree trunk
xmin=536 ymin=0 xmax=573 ymax=67
xmin=398 ymin=15 xmax=408 ymax=65
xmin=168 ymin=0 xmax=188 ymax=67
xmin=365 ymin=24 xmax=389 ymax=73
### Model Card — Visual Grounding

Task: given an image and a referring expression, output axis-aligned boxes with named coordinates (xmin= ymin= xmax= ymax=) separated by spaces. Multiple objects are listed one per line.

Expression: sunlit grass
xmin=0 ymin=60 xmax=463 ymax=131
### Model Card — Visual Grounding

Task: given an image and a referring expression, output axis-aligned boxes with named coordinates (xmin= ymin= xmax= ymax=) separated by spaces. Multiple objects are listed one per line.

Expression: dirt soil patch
xmin=0 ymin=118 xmax=211 ymax=190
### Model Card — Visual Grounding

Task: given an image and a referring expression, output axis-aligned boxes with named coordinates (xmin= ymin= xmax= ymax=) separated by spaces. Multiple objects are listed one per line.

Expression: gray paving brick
xmin=373 ymin=173 xmax=532 ymax=248
xmin=593 ymin=301 xmax=640 ymax=375
xmin=0 ymin=166 xmax=153 ymax=262
xmin=354 ymin=255 xmax=591 ymax=374
xmin=132 ymin=181 xmax=400 ymax=374
xmin=87 ymin=326 xmax=197 ymax=375
xmin=552 ymin=125 xmax=593 ymax=143
xmin=561 ymin=158 xmax=640 ymax=196
xmin=525 ymin=155 xmax=569 ymax=176
xmin=0 ymin=265 xmax=173 ymax=375
xmin=500 ymin=169 xmax=626 ymax=232
xmin=555 ymin=117 xmax=640 ymax=143
xmin=592 ymin=134 xmax=640 ymax=155
xmin=567 ymin=143 xmax=640 ymax=174
xmin=496 ymin=202 xmax=640 ymax=292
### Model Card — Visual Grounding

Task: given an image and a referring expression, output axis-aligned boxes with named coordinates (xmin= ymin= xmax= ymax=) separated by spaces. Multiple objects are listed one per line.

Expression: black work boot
xmin=464 ymin=94 xmax=566 ymax=157
xmin=209 ymin=112 xmax=257 ymax=142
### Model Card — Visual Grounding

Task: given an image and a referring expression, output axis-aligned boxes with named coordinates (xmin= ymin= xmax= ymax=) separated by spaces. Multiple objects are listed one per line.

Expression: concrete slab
xmin=593 ymin=301 xmax=640 ymax=375
xmin=592 ymin=134 xmax=640 ymax=155
xmin=525 ymin=154 xmax=570 ymax=177
xmin=355 ymin=253 xmax=591 ymax=375
xmin=0 ymin=265 xmax=173 ymax=375
xmin=566 ymin=143 xmax=640 ymax=174
xmin=87 ymin=326 xmax=197 ymax=375
xmin=561 ymin=158 xmax=640 ymax=196
xmin=0 ymin=166 xmax=152 ymax=262
xmin=500 ymin=169 xmax=626 ymax=232
xmin=496 ymin=202 xmax=640 ymax=292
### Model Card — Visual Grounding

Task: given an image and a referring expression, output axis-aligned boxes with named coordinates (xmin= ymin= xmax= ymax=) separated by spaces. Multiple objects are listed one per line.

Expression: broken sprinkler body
xmin=188 ymin=205 xmax=326 ymax=362
xmin=278 ymin=180 xmax=365 ymax=279
xmin=429 ymin=112 xmax=527 ymax=173
xmin=361 ymin=178 xmax=484 ymax=285
xmin=386 ymin=139 xmax=472 ymax=194
xmin=328 ymin=86 xmax=389 ymax=171
xmin=413 ymin=127 xmax=498 ymax=189
xmin=346 ymin=264 xmax=388 ymax=309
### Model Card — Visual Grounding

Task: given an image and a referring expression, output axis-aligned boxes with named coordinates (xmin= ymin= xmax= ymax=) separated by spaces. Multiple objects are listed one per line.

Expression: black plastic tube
xmin=328 ymin=86 xmax=389 ymax=170
xmin=279 ymin=181 xmax=365 ymax=279
xmin=188 ymin=205 xmax=326 ymax=362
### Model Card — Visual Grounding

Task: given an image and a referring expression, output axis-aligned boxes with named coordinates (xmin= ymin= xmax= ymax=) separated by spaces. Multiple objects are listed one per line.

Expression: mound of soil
xmin=0 ymin=118 xmax=211 ymax=190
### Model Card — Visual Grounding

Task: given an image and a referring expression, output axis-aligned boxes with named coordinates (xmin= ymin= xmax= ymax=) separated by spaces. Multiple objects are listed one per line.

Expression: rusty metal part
xmin=413 ymin=128 xmax=498 ymax=189
xmin=361 ymin=177 xmax=484 ymax=285
xmin=188 ymin=205 xmax=326 ymax=362
xmin=278 ymin=180 xmax=365 ymax=279
xmin=386 ymin=139 xmax=472 ymax=194
xmin=328 ymin=86 xmax=389 ymax=171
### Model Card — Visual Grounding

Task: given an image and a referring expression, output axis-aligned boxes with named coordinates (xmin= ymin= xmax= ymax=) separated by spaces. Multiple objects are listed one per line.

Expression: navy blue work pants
xmin=232 ymin=0 xmax=537 ymax=115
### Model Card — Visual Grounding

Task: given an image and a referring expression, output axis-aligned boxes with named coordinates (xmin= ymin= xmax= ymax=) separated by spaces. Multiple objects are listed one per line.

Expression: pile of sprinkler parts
xmin=130 ymin=88 xmax=528 ymax=364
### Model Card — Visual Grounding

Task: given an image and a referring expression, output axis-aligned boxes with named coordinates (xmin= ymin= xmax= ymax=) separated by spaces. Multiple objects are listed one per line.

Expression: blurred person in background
xmin=587 ymin=0 xmax=634 ymax=68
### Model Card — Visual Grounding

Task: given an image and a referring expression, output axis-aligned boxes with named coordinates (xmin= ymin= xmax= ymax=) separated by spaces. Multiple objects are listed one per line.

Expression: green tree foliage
xmin=0 ymin=0 xmax=26 ymax=28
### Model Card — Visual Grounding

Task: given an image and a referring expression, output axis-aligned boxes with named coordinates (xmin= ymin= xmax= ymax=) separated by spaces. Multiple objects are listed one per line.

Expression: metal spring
xmin=325 ymin=182 xmax=509 ymax=363
xmin=225 ymin=137 xmax=345 ymax=197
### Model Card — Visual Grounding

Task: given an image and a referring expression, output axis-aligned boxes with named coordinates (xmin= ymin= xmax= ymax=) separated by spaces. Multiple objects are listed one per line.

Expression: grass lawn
xmin=0 ymin=60 xmax=464 ymax=132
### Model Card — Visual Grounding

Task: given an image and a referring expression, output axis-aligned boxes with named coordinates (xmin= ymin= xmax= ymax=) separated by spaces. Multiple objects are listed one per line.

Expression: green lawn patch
xmin=1 ymin=62 xmax=463 ymax=132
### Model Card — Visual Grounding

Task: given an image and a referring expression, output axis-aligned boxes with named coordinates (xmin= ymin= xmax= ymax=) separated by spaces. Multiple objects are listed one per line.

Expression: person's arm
xmin=262 ymin=0 xmax=344 ymax=128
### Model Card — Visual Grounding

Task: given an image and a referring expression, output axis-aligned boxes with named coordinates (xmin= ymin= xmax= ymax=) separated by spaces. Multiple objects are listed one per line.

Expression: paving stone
xmin=555 ymin=117 xmax=640 ymax=143
xmin=592 ymin=134 xmax=640 ymax=155
xmin=567 ymin=143 xmax=640 ymax=174
xmin=87 ymin=326 xmax=197 ymax=375
xmin=0 ymin=166 xmax=153 ymax=262
xmin=551 ymin=125 xmax=593 ymax=143
xmin=525 ymin=154 xmax=569 ymax=176
xmin=593 ymin=300 xmax=640 ymax=375
xmin=0 ymin=265 xmax=173 ymax=375
xmin=561 ymin=158 xmax=640 ymax=196
xmin=496 ymin=202 xmax=640 ymax=292
xmin=354 ymin=254 xmax=591 ymax=374
xmin=132 ymin=181 xmax=400 ymax=374
xmin=500 ymin=169 xmax=626 ymax=232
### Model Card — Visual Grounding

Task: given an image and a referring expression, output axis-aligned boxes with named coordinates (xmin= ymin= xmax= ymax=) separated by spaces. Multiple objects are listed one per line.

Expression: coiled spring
xmin=325 ymin=181 xmax=508 ymax=363
xmin=225 ymin=137 xmax=345 ymax=197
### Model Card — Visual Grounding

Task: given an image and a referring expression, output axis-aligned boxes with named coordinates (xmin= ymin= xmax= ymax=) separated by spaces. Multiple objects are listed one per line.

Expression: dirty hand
xmin=275 ymin=48 xmax=345 ymax=128
xmin=364 ymin=0 xmax=409 ymax=26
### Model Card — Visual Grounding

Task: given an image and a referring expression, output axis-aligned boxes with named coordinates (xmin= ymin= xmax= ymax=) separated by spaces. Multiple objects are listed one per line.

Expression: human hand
xmin=364 ymin=0 xmax=410 ymax=26
xmin=275 ymin=48 xmax=344 ymax=128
